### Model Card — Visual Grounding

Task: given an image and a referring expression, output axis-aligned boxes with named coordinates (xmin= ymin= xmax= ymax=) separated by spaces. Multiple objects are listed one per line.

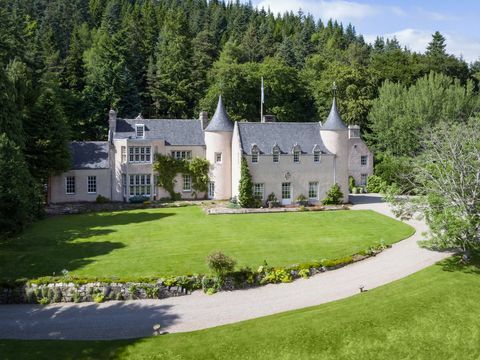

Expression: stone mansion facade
xmin=49 ymin=97 xmax=373 ymax=204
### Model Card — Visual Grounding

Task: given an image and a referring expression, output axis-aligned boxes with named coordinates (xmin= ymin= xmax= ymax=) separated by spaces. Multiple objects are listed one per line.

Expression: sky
xmin=246 ymin=0 xmax=480 ymax=63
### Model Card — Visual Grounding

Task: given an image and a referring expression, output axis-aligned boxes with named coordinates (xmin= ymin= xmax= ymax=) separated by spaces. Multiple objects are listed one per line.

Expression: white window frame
xmin=65 ymin=176 xmax=75 ymax=195
xmin=87 ymin=176 xmax=97 ymax=194
xmin=215 ymin=152 xmax=222 ymax=163
xmin=251 ymin=150 xmax=259 ymax=163
xmin=183 ymin=174 xmax=192 ymax=192
xmin=129 ymin=174 xmax=151 ymax=197
xmin=208 ymin=181 xmax=215 ymax=199
xmin=253 ymin=183 xmax=264 ymax=200
xmin=121 ymin=146 xmax=127 ymax=163
xmin=171 ymin=151 xmax=192 ymax=160
xmin=135 ymin=124 xmax=145 ymax=138
xmin=293 ymin=150 xmax=300 ymax=163
xmin=308 ymin=181 xmax=319 ymax=199
xmin=273 ymin=149 xmax=279 ymax=163
xmin=360 ymin=174 xmax=368 ymax=186
xmin=129 ymin=146 xmax=151 ymax=163
xmin=361 ymin=155 xmax=368 ymax=166
xmin=282 ymin=182 xmax=291 ymax=200
xmin=314 ymin=151 xmax=320 ymax=163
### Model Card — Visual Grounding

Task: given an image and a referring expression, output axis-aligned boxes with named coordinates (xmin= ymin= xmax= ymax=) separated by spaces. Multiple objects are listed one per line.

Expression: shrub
xmin=366 ymin=175 xmax=387 ymax=193
xmin=93 ymin=293 xmax=105 ymax=303
xmin=267 ymin=192 xmax=279 ymax=208
xmin=295 ymin=194 xmax=308 ymax=206
xmin=95 ymin=195 xmax=110 ymax=204
xmin=298 ymin=268 xmax=310 ymax=279
xmin=349 ymin=176 xmax=356 ymax=193
xmin=206 ymin=251 xmax=237 ymax=277
xmin=261 ymin=268 xmax=293 ymax=284
xmin=129 ymin=195 xmax=150 ymax=204
xmin=238 ymin=157 xmax=255 ymax=208
xmin=322 ymin=183 xmax=344 ymax=205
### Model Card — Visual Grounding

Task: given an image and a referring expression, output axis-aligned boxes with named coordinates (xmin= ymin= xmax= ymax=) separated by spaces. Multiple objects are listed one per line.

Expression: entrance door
xmin=208 ymin=181 xmax=215 ymax=199
xmin=281 ymin=182 xmax=292 ymax=205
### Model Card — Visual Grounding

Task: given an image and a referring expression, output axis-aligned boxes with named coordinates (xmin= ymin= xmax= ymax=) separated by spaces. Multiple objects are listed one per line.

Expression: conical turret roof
xmin=205 ymin=96 xmax=234 ymax=132
xmin=322 ymin=97 xmax=347 ymax=130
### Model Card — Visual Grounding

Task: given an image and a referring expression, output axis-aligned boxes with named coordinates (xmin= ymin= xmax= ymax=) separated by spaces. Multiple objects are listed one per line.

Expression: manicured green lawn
xmin=0 ymin=207 xmax=413 ymax=280
xmin=1 ymin=257 xmax=479 ymax=359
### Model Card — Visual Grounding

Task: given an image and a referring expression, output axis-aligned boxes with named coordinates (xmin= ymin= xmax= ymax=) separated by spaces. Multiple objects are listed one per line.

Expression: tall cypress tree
xmin=238 ymin=157 xmax=255 ymax=208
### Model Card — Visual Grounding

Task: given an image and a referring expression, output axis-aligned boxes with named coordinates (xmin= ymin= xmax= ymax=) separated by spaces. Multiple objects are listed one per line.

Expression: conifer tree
xmin=0 ymin=134 xmax=42 ymax=235
xmin=238 ymin=157 xmax=255 ymax=208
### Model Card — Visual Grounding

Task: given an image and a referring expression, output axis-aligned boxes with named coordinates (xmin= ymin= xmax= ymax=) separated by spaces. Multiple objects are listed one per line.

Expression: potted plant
xmin=295 ymin=194 xmax=308 ymax=206
xmin=267 ymin=192 xmax=279 ymax=208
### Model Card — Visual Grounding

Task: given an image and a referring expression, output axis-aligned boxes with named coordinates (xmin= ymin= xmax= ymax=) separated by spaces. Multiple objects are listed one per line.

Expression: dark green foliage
xmin=153 ymin=154 xmax=210 ymax=199
xmin=0 ymin=134 xmax=42 ymax=236
xmin=322 ymin=183 xmax=344 ymax=205
xmin=238 ymin=157 xmax=255 ymax=208
xmin=206 ymin=251 xmax=237 ymax=277
xmin=366 ymin=175 xmax=387 ymax=193
xmin=24 ymin=85 xmax=71 ymax=182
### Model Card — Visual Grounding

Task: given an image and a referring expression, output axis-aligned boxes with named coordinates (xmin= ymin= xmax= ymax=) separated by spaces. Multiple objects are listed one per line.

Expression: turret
xmin=320 ymin=97 xmax=349 ymax=202
xmin=204 ymin=96 xmax=234 ymax=200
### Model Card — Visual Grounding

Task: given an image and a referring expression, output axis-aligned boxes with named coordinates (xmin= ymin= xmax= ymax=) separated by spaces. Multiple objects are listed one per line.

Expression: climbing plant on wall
xmin=153 ymin=154 xmax=210 ymax=199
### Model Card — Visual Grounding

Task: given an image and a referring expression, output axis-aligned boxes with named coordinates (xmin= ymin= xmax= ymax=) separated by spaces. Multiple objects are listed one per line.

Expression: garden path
xmin=0 ymin=194 xmax=452 ymax=340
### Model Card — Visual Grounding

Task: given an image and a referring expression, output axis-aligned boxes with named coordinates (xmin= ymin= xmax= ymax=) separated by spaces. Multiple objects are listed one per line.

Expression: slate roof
xmin=237 ymin=122 xmax=332 ymax=155
xmin=114 ymin=118 xmax=205 ymax=146
xmin=322 ymin=97 xmax=347 ymax=130
xmin=205 ymin=96 xmax=234 ymax=132
xmin=69 ymin=141 xmax=110 ymax=170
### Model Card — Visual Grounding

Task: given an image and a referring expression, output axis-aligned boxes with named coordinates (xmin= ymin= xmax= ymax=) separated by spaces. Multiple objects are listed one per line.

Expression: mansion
xmin=49 ymin=97 xmax=373 ymax=204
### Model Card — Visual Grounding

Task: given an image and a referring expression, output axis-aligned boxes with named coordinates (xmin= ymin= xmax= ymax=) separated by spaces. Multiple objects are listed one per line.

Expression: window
xmin=135 ymin=124 xmax=145 ymax=138
xmin=87 ymin=176 xmax=97 ymax=194
xmin=360 ymin=174 xmax=368 ymax=186
xmin=252 ymin=149 xmax=259 ymax=163
xmin=183 ymin=174 xmax=192 ymax=192
xmin=308 ymin=182 xmax=318 ymax=199
xmin=208 ymin=181 xmax=215 ymax=199
xmin=215 ymin=152 xmax=222 ymax=163
xmin=129 ymin=174 xmax=151 ymax=196
xmin=171 ymin=151 xmax=192 ymax=160
xmin=273 ymin=149 xmax=279 ymax=163
xmin=122 ymin=174 xmax=127 ymax=197
xmin=314 ymin=151 xmax=320 ymax=163
xmin=282 ymin=182 xmax=291 ymax=200
xmin=129 ymin=146 xmax=151 ymax=163
xmin=253 ymin=183 xmax=264 ymax=200
xmin=361 ymin=155 xmax=368 ymax=166
xmin=65 ymin=176 xmax=75 ymax=194
xmin=293 ymin=150 xmax=300 ymax=163
xmin=121 ymin=146 xmax=127 ymax=163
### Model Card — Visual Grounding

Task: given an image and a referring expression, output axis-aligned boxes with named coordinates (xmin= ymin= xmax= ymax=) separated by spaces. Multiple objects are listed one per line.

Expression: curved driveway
xmin=0 ymin=194 xmax=452 ymax=340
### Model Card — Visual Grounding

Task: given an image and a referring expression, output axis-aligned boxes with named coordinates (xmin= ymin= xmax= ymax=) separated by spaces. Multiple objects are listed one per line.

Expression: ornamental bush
xmin=238 ymin=157 xmax=255 ymax=208
xmin=322 ymin=183 xmax=344 ymax=205
xmin=206 ymin=251 xmax=237 ymax=277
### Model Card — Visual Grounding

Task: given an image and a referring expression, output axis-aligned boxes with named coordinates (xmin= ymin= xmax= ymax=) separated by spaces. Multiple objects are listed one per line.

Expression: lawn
xmin=1 ymin=257 xmax=479 ymax=359
xmin=0 ymin=206 xmax=414 ymax=280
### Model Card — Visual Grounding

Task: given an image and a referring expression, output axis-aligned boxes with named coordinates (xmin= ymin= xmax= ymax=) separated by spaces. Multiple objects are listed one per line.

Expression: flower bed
xmin=0 ymin=243 xmax=389 ymax=304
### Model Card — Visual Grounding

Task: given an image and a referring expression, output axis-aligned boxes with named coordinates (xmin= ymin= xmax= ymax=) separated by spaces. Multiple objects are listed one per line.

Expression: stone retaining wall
xmin=0 ymin=282 xmax=188 ymax=304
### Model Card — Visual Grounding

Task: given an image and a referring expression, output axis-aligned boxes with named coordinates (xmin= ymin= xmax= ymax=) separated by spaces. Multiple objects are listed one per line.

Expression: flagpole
xmin=260 ymin=77 xmax=264 ymax=122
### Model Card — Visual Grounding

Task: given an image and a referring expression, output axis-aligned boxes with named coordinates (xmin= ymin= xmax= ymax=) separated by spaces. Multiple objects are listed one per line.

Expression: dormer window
xmin=251 ymin=145 xmax=259 ymax=163
xmin=135 ymin=124 xmax=145 ymax=138
xmin=293 ymin=150 xmax=300 ymax=163
xmin=273 ymin=148 xmax=279 ymax=163
xmin=314 ymin=150 xmax=320 ymax=162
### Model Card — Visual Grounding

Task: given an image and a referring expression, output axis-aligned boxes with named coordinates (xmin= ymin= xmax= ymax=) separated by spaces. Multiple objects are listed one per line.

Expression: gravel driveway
xmin=0 ymin=194 xmax=452 ymax=340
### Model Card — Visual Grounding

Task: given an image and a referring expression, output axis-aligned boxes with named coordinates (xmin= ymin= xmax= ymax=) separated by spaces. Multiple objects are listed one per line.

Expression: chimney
xmin=199 ymin=111 xmax=208 ymax=129
xmin=262 ymin=115 xmax=276 ymax=123
xmin=108 ymin=109 xmax=117 ymax=143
